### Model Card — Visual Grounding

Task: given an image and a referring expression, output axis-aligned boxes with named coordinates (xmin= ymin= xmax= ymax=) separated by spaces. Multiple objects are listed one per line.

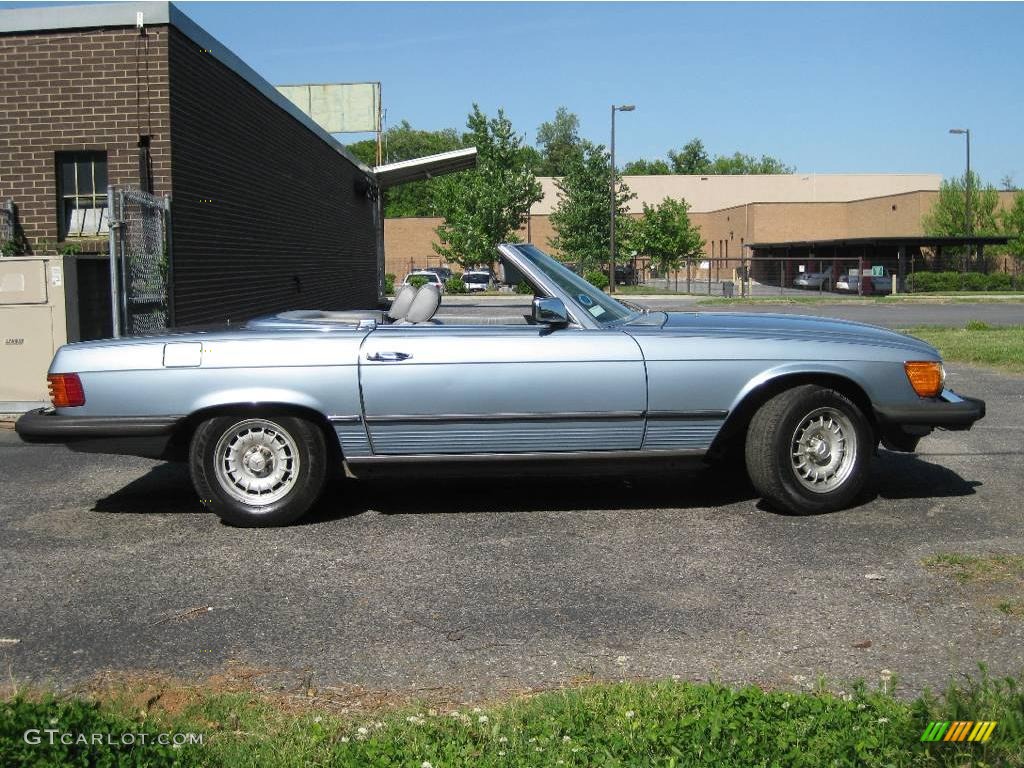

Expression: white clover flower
xmin=449 ymin=711 xmax=461 ymax=718
xmin=49 ymin=718 xmax=58 ymax=726
xmin=529 ymin=737 xmax=537 ymax=743
xmin=498 ymin=751 xmax=506 ymax=757
xmin=877 ymin=717 xmax=890 ymax=724
xmin=427 ymin=709 xmax=437 ymax=716
xmin=557 ymin=761 xmax=565 ymax=765
xmin=571 ymin=747 xmax=582 ymax=753
xmin=498 ymin=736 xmax=508 ymax=743
xmin=563 ymin=735 xmax=571 ymax=742
xmin=858 ymin=703 xmax=867 ymax=711
xmin=535 ymin=746 xmax=544 ymax=752
xmin=357 ymin=726 xmax=369 ymax=735
xmin=625 ymin=710 xmax=635 ymax=718
xmin=473 ymin=707 xmax=482 ymax=713
xmin=782 ymin=701 xmax=790 ymax=710
xmin=375 ymin=721 xmax=386 ymax=729
xmin=339 ymin=736 xmax=349 ymax=743
xmin=672 ymin=674 xmax=681 ymax=681
xmin=478 ymin=715 xmax=489 ymax=724
xmin=313 ymin=716 xmax=322 ymax=723
xmin=880 ymin=669 xmax=893 ymax=679
xmin=421 ymin=762 xmax=433 ymax=768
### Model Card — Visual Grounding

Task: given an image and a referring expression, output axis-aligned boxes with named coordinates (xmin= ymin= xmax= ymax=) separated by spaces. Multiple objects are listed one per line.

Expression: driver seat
xmin=396 ymin=283 xmax=441 ymax=325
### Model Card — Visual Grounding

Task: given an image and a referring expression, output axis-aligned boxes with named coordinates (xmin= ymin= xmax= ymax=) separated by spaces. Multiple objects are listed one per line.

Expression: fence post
xmin=107 ymin=186 xmax=121 ymax=338
xmin=164 ymin=194 xmax=174 ymax=328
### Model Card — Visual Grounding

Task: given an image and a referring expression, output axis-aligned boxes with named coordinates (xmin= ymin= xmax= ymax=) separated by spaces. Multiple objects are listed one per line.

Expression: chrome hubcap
xmin=790 ymin=407 xmax=857 ymax=493
xmin=213 ymin=419 xmax=300 ymax=505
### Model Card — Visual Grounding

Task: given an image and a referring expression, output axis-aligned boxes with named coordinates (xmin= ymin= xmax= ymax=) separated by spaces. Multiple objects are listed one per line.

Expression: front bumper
xmin=15 ymin=408 xmax=181 ymax=459
xmin=874 ymin=389 xmax=985 ymax=451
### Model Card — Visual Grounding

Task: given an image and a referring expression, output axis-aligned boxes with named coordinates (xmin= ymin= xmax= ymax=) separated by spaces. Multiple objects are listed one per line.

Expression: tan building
xmin=383 ymin=173 xmax=1015 ymax=280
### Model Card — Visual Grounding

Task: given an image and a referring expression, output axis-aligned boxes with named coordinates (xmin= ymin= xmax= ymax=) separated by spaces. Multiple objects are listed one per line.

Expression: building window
xmin=57 ymin=152 xmax=108 ymax=238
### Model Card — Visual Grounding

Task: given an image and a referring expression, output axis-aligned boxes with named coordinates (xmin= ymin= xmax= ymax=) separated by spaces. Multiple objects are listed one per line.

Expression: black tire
xmin=744 ymin=384 xmax=871 ymax=515
xmin=189 ymin=414 xmax=328 ymax=527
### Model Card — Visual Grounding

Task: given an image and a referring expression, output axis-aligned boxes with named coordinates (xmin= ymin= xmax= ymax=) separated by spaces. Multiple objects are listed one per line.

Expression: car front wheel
xmin=745 ymin=385 xmax=871 ymax=514
xmin=189 ymin=414 xmax=328 ymax=527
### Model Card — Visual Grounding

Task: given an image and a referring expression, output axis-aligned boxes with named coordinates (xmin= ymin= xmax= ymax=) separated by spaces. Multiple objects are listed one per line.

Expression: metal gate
xmin=108 ymin=186 xmax=171 ymax=337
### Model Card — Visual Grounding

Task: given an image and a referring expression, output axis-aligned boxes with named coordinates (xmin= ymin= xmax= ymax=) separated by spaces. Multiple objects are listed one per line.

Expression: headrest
xmin=405 ymin=283 xmax=441 ymax=323
xmin=387 ymin=284 xmax=418 ymax=321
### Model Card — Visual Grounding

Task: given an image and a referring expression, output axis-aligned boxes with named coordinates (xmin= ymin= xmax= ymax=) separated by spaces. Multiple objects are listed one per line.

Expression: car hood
xmin=629 ymin=311 xmax=939 ymax=357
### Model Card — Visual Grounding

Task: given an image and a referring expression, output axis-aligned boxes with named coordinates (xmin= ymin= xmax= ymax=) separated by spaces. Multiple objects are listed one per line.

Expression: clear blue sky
xmin=6 ymin=2 xmax=1023 ymax=182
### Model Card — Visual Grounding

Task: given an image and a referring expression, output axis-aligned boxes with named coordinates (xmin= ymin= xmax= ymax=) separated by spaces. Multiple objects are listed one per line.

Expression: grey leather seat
xmin=387 ymin=284 xmax=418 ymax=322
xmin=396 ymin=283 xmax=441 ymax=325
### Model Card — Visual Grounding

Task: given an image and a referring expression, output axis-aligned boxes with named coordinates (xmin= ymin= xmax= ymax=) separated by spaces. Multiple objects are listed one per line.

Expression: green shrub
xmin=514 ymin=281 xmax=533 ymax=295
xmin=445 ymin=276 xmax=467 ymax=294
xmin=384 ymin=273 xmax=396 ymax=295
xmin=965 ymin=320 xmax=993 ymax=331
xmin=407 ymin=275 xmax=429 ymax=289
xmin=585 ymin=269 xmax=609 ymax=290
xmin=907 ymin=271 xmax=1019 ymax=293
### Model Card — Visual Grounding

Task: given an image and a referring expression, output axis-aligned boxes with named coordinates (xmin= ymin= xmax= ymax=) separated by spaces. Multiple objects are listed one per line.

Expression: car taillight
xmin=904 ymin=361 xmax=945 ymax=398
xmin=48 ymin=373 xmax=85 ymax=407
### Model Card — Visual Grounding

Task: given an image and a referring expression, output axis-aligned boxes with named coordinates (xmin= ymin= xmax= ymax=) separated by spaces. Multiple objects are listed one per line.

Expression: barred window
xmin=57 ymin=152 xmax=108 ymax=238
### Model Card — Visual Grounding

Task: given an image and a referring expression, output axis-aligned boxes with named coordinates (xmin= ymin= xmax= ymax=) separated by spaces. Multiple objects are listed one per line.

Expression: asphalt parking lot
xmin=2 ymin=362 xmax=1022 ymax=702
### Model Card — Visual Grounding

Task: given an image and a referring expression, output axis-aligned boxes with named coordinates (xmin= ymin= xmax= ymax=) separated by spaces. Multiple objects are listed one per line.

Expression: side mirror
xmin=532 ymin=297 xmax=569 ymax=327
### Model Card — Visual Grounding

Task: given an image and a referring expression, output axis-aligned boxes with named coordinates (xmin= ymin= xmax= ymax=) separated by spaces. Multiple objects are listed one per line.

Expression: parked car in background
xmin=462 ymin=269 xmax=493 ymax=292
xmin=794 ymin=266 xmax=833 ymax=290
xmin=835 ymin=267 xmax=892 ymax=294
xmin=18 ymin=243 xmax=984 ymax=527
xmin=423 ymin=267 xmax=453 ymax=282
xmin=404 ymin=270 xmax=445 ymax=292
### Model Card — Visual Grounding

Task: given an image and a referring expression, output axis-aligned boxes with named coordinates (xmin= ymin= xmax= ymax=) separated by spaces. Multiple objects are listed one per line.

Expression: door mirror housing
xmin=532 ymin=297 xmax=569 ymax=327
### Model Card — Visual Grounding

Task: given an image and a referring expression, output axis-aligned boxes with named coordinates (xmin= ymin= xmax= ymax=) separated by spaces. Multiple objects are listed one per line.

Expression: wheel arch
xmin=708 ymin=369 xmax=878 ymax=459
xmin=165 ymin=402 xmax=343 ymax=463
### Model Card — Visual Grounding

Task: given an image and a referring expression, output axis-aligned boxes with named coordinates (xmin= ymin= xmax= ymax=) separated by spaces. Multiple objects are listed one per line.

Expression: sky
xmin=4 ymin=1 xmax=1023 ymax=183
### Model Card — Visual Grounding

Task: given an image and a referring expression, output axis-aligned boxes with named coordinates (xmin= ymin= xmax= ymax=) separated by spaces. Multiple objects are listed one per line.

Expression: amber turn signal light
xmin=47 ymin=373 xmax=85 ymax=407
xmin=904 ymin=361 xmax=944 ymax=398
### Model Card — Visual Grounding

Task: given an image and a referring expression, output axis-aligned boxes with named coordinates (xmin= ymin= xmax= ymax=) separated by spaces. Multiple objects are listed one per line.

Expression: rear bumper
xmin=15 ymin=408 xmax=181 ymax=459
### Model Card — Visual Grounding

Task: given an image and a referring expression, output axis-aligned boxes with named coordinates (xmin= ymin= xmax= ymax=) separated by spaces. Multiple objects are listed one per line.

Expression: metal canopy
xmin=749 ymin=235 xmax=1009 ymax=250
xmin=373 ymin=148 xmax=477 ymax=189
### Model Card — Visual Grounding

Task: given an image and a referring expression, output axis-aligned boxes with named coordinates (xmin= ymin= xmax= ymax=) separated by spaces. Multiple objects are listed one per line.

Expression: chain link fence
xmin=0 ymin=200 xmax=15 ymax=256
xmin=109 ymin=187 xmax=171 ymax=336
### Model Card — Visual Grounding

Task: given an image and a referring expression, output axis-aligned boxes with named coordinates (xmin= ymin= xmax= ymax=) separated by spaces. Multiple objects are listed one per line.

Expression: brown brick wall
xmin=0 ymin=26 xmax=171 ymax=252
xmin=166 ymin=26 xmax=378 ymax=326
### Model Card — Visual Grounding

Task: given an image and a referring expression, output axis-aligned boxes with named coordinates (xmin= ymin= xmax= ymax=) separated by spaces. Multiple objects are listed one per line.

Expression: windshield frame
xmin=500 ymin=243 xmax=640 ymax=328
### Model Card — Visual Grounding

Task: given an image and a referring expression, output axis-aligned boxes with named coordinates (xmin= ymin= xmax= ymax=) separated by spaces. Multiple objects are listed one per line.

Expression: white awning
xmin=373 ymin=148 xmax=477 ymax=189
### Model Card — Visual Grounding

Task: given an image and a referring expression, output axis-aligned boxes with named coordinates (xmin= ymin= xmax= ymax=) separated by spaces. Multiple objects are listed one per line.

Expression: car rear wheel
xmin=744 ymin=385 xmax=871 ymax=514
xmin=189 ymin=415 xmax=328 ymax=527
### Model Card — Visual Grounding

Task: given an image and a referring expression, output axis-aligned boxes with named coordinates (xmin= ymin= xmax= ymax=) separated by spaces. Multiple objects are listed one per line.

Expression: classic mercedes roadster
xmin=17 ymin=243 xmax=984 ymax=526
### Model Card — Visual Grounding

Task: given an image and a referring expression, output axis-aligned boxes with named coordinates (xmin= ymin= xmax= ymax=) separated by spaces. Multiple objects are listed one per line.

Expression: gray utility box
xmin=0 ymin=257 xmax=68 ymax=408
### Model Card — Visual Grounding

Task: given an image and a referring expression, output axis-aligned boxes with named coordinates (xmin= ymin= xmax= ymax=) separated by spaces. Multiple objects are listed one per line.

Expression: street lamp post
xmin=949 ymin=128 xmax=971 ymax=266
xmin=610 ymin=104 xmax=635 ymax=293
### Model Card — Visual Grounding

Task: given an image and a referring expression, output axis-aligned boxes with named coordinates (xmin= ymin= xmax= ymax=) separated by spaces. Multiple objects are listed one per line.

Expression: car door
xmin=358 ymin=324 xmax=646 ymax=455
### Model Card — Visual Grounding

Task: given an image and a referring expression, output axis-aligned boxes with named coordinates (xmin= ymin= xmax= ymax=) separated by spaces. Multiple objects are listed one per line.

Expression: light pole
xmin=949 ymin=128 xmax=971 ymax=266
xmin=610 ymin=104 xmax=635 ymax=293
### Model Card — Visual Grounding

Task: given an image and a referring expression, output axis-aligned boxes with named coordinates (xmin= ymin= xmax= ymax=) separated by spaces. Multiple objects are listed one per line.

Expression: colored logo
xmin=921 ymin=721 xmax=997 ymax=742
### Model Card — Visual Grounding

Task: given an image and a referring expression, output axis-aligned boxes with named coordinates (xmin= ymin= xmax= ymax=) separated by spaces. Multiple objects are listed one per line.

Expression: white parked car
xmin=835 ymin=268 xmax=892 ymax=294
xmin=403 ymin=270 xmax=445 ymax=293
xmin=793 ymin=266 xmax=833 ymax=290
xmin=462 ymin=269 xmax=493 ymax=292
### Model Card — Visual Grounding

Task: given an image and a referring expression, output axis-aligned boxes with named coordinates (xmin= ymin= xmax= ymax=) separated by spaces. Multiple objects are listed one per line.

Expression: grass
xmin=699 ymin=294 xmax=1024 ymax=306
xmin=3 ymin=670 xmax=1024 ymax=767
xmin=921 ymin=553 xmax=1024 ymax=585
xmin=900 ymin=324 xmax=1024 ymax=373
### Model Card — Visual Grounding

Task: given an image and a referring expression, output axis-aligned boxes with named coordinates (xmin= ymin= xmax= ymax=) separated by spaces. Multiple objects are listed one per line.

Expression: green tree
xmin=668 ymin=139 xmax=711 ymax=174
xmin=348 ymin=120 xmax=465 ymax=217
xmin=923 ymin=172 xmax=1001 ymax=238
xmin=1000 ymin=174 xmax=1016 ymax=192
xmin=535 ymin=107 xmax=583 ymax=177
xmin=1001 ymin=191 xmax=1024 ymax=265
xmin=548 ymin=141 xmax=635 ymax=273
xmin=622 ymin=158 xmax=671 ymax=175
xmin=635 ymin=197 xmax=705 ymax=274
xmin=431 ymin=105 xmax=542 ymax=269
xmin=708 ymin=151 xmax=794 ymax=175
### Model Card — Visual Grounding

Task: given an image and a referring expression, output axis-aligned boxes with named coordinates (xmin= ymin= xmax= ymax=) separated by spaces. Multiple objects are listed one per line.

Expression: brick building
xmin=0 ymin=2 xmax=383 ymax=405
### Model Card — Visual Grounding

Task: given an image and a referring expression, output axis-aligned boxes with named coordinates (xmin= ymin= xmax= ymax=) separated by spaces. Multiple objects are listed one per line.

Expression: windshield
xmin=510 ymin=244 xmax=638 ymax=325
xmin=463 ymin=273 xmax=489 ymax=283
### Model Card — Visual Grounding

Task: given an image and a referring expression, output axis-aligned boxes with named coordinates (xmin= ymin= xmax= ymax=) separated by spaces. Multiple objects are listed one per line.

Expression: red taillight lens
xmin=47 ymin=373 xmax=85 ymax=407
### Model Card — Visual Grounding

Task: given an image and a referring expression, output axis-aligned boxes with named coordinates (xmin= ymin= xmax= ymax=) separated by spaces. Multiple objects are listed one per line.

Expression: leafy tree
xmin=923 ymin=172 xmax=1001 ymax=238
xmin=668 ymin=139 xmax=711 ymax=174
xmin=708 ymin=152 xmax=794 ymax=175
xmin=548 ymin=141 xmax=635 ymax=273
xmin=431 ymin=105 xmax=542 ymax=269
xmin=1001 ymin=191 xmax=1024 ymax=264
xmin=348 ymin=120 xmax=465 ymax=217
xmin=634 ymin=197 xmax=705 ymax=275
xmin=622 ymin=158 xmax=671 ymax=175
xmin=535 ymin=107 xmax=583 ymax=177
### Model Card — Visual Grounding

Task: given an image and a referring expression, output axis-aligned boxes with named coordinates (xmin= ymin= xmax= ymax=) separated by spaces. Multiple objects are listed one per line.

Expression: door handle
xmin=366 ymin=351 xmax=412 ymax=362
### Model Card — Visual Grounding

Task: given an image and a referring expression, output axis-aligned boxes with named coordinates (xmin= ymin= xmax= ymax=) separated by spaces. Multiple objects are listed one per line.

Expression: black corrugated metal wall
xmin=166 ymin=27 xmax=379 ymax=327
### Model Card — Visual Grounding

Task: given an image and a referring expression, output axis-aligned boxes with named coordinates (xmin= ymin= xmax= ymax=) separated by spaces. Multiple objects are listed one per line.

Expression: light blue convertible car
xmin=17 ymin=244 xmax=984 ymax=526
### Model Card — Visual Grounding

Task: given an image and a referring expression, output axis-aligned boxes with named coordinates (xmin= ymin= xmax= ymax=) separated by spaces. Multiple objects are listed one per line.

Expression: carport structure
xmin=747 ymin=235 xmax=1010 ymax=293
